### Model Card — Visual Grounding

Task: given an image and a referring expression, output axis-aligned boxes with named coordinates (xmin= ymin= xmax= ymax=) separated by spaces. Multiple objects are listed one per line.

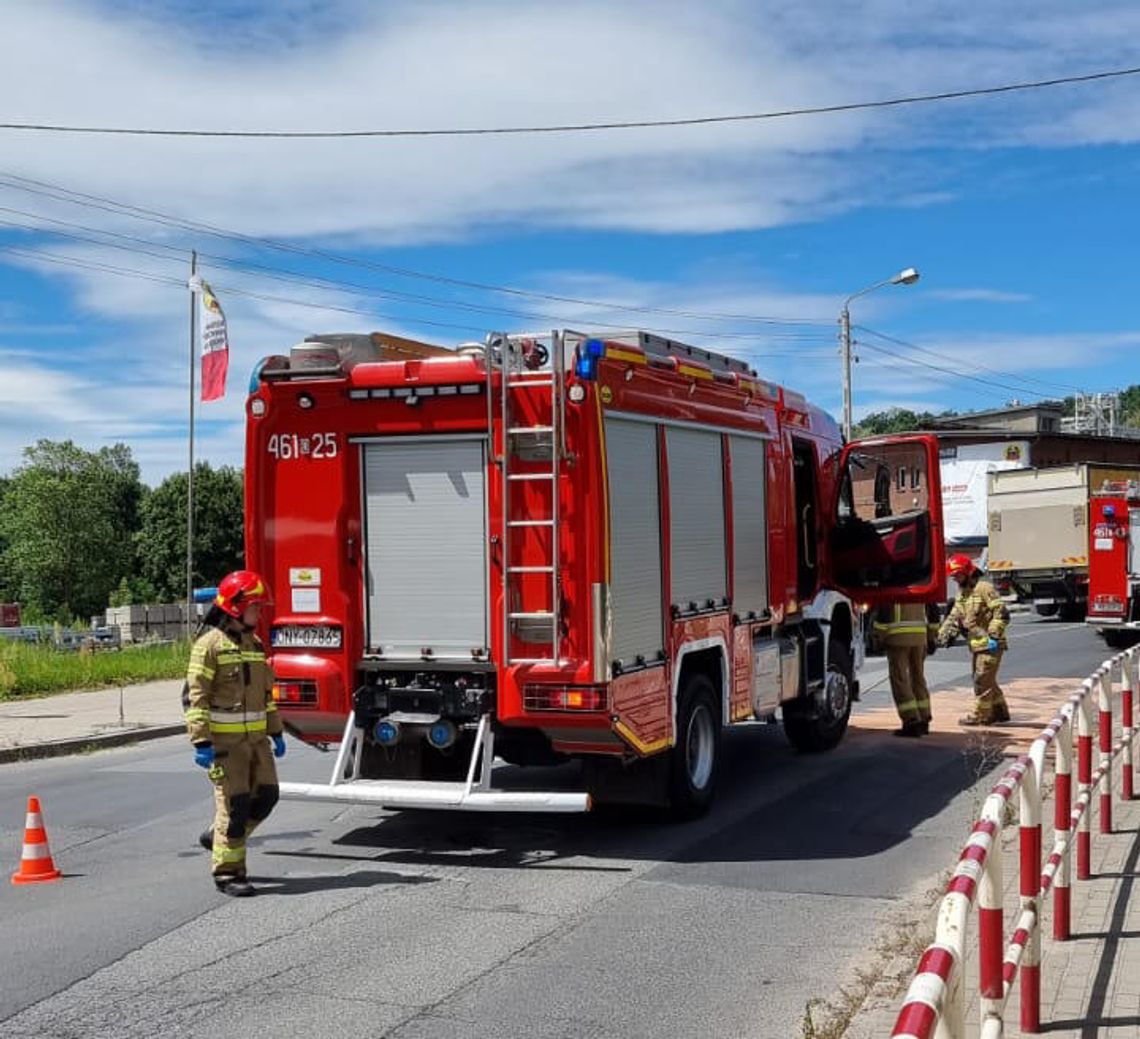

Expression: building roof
xmin=928 ymin=402 xmax=1064 ymax=429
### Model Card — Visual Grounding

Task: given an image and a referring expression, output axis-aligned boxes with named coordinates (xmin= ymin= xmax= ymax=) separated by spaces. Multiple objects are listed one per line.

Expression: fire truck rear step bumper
xmin=279 ymin=780 xmax=589 ymax=812
xmin=278 ymin=710 xmax=591 ymax=813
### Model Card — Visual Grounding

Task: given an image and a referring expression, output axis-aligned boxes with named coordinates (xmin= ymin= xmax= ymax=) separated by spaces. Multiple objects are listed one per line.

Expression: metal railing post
xmin=1124 ymin=648 xmax=1136 ymax=801
xmin=1019 ymin=755 xmax=1043 ymax=1034
xmin=978 ymin=813 xmax=1005 ymax=1017
xmin=1077 ymin=683 xmax=1094 ymax=880
xmin=1053 ymin=713 xmax=1073 ymax=941
xmin=1099 ymin=662 xmax=1114 ymax=834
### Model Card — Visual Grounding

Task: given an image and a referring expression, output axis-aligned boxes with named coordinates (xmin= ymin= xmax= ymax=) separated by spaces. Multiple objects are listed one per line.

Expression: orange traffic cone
xmin=11 ymin=795 xmax=62 ymax=884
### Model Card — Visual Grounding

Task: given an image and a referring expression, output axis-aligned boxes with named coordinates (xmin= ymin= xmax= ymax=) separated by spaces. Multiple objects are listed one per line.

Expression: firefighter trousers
xmin=886 ymin=644 xmax=931 ymax=724
xmin=971 ymin=650 xmax=1009 ymax=722
xmin=208 ymin=738 xmax=279 ymax=878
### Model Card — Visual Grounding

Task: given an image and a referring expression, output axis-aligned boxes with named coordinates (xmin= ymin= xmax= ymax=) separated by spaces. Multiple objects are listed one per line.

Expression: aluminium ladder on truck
xmin=487 ymin=329 xmax=569 ymax=667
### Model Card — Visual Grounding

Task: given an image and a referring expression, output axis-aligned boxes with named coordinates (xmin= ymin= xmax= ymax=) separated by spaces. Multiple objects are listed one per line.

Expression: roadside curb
xmin=0 ymin=724 xmax=185 ymax=765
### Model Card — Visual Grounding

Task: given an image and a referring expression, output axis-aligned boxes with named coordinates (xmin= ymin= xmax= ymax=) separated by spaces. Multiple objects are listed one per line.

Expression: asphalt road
xmin=0 ymin=614 xmax=1112 ymax=1039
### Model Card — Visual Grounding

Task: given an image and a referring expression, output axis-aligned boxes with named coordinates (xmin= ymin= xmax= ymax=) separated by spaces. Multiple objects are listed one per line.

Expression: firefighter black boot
xmin=215 ymin=875 xmax=255 ymax=897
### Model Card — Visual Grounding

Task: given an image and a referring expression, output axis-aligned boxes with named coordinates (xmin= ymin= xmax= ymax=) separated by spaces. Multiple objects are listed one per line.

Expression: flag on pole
xmin=190 ymin=275 xmax=229 ymax=402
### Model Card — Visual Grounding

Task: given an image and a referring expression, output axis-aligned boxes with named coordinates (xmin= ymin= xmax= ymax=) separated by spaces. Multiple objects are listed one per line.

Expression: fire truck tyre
xmin=1102 ymin=629 xmax=1137 ymax=649
xmin=783 ymin=640 xmax=853 ymax=754
xmin=668 ymin=675 xmax=721 ymax=820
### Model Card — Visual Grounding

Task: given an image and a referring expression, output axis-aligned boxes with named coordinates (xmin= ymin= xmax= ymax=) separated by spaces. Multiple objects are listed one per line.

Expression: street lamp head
xmin=891 ymin=267 xmax=920 ymax=286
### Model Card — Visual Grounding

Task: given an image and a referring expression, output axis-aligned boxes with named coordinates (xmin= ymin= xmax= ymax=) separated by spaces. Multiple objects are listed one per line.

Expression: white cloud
xmin=2 ymin=1 xmax=1140 ymax=477
xmin=3 ymin=0 xmax=1137 ymax=247
xmin=926 ymin=288 xmax=1032 ymax=304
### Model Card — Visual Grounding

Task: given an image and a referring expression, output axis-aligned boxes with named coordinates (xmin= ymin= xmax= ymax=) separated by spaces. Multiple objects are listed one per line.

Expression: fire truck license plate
xmin=271 ymin=625 xmax=342 ymax=649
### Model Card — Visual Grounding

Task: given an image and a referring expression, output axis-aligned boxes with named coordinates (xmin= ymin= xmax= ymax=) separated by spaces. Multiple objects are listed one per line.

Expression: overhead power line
xmin=1 ymin=66 xmax=1138 ymax=138
xmin=0 ymin=242 xmax=836 ymax=358
xmin=0 ymin=211 xmax=833 ymax=346
xmin=855 ymin=324 xmax=1083 ymax=396
xmin=0 ymin=170 xmax=831 ymax=327
xmin=855 ymin=338 xmax=1052 ymax=399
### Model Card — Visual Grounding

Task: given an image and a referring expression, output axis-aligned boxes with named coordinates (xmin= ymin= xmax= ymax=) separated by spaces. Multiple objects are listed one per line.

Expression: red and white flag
xmin=190 ymin=276 xmax=229 ymax=402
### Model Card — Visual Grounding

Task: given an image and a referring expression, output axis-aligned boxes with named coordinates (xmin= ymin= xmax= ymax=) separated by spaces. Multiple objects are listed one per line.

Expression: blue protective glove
xmin=272 ymin=734 xmax=287 ymax=759
xmin=193 ymin=744 xmax=215 ymax=769
xmin=986 ymin=637 xmax=999 ymax=654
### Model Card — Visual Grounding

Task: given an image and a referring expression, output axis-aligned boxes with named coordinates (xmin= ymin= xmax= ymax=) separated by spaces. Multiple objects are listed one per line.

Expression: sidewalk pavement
xmin=0 ymin=679 xmax=184 ymax=763
xmin=4 ymin=677 xmax=1140 ymax=1036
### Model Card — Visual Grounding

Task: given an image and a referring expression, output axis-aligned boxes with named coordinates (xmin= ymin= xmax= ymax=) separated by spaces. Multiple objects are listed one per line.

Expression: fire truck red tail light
xmin=272 ymin=680 xmax=319 ymax=706
xmin=523 ymin=685 xmax=608 ymax=712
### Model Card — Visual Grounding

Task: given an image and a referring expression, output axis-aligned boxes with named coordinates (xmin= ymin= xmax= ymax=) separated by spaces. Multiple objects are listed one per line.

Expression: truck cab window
xmin=791 ymin=439 xmax=819 ymax=602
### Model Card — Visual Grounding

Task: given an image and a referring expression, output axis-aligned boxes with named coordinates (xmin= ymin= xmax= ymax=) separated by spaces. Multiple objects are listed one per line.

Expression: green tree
xmin=1119 ymin=385 xmax=1140 ymax=429
xmin=854 ymin=409 xmax=928 ymax=437
xmin=0 ymin=440 xmax=142 ymax=619
xmin=136 ymin=463 xmax=244 ymax=600
xmin=0 ymin=476 xmax=12 ymax=602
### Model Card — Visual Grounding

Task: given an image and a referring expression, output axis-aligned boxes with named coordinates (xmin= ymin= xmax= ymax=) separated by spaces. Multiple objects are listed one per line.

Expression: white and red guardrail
xmin=891 ymin=647 xmax=1138 ymax=1038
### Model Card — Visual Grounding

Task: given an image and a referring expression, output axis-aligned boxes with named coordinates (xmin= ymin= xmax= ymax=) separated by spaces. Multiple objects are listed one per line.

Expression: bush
xmin=0 ymin=640 xmax=190 ymax=699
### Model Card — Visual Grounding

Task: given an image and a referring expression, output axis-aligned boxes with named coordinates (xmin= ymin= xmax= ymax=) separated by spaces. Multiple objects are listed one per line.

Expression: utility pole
xmin=840 ymin=304 xmax=853 ymax=442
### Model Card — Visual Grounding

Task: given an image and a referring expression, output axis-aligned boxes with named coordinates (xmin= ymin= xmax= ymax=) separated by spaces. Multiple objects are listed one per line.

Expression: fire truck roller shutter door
xmin=666 ymin=427 xmax=727 ymax=613
xmin=604 ymin=417 xmax=664 ymax=669
xmin=362 ymin=438 xmax=488 ymax=659
xmin=729 ymin=435 xmax=768 ymax=618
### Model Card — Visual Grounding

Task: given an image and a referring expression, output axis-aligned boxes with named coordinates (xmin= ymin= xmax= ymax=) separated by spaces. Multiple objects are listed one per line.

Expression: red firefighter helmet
xmin=214 ymin=570 xmax=272 ymax=617
xmin=947 ymin=553 xmax=977 ymax=580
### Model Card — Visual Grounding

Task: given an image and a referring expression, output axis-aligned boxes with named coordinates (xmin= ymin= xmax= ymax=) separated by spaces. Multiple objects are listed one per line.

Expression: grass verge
xmin=0 ymin=640 xmax=190 ymax=698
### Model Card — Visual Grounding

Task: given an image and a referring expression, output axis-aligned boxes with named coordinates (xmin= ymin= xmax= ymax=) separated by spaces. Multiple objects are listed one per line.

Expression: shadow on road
xmin=252 ymin=867 xmax=437 ymax=896
xmin=290 ymin=723 xmax=1010 ymax=873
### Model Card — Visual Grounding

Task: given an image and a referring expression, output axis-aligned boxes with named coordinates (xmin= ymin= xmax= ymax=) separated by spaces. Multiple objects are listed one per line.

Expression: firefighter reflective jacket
xmin=183 ymin=626 xmax=282 ymax=746
xmin=938 ymin=580 xmax=1010 ymax=652
xmin=872 ymin=603 xmax=940 ymax=649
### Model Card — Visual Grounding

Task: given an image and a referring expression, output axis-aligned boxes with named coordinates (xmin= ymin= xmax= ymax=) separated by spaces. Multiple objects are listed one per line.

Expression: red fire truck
xmin=1087 ymin=481 xmax=1140 ymax=647
xmin=246 ymin=329 xmax=944 ymax=815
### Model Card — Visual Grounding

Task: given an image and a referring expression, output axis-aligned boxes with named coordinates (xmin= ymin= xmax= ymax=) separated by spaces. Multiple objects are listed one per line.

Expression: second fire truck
xmin=1087 ymin=480 xmax=1140 ymax=647
xmin=247 ymin=329 xmax=945 ymax=815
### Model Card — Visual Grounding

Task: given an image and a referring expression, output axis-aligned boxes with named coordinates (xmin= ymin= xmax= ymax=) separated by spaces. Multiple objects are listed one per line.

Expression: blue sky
xmin=3 ymin=1 xmax=1140 ymax=482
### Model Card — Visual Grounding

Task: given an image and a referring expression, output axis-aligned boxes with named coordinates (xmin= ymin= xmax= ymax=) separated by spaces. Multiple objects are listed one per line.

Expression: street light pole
xmin=840 ymin=303 xmax=853 ymax=441
xmin=839 ymin=267 xmax=920 ymax=441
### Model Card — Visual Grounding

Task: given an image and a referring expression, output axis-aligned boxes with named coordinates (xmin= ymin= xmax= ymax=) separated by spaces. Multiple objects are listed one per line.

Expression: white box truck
xmin=987 ymin=463 xmax=1140 ymax=620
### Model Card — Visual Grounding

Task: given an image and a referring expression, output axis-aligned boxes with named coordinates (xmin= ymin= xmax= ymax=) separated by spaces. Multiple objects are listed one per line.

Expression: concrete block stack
xmin=102 ymin=603 xmax=189 ymax=643
xmin=164 ymin=603 xmax=185 ymax=640
xmin=104 ymin=604 xmax=148 ymax=643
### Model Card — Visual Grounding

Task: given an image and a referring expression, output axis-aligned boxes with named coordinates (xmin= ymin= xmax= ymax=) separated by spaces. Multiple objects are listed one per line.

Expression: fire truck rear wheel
xmin=668 ymin=674 xmax=720 ymax=820
xmin=1102 ymin=628 xmax=1138 ymax=649
xmin=782 ymin=640 xmax=853 ymax=753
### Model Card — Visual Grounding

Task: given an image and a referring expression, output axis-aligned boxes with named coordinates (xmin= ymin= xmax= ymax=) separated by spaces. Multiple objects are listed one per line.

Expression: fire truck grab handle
xmin=346 ymin=537 xmax=357 ymax=565
xmin=801 ymin=504 xmax=815 ymax=568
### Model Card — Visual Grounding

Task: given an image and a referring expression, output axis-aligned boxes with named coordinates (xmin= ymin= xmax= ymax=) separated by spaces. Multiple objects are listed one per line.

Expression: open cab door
xmin=827 ymin=433 xmax=945 ymax=606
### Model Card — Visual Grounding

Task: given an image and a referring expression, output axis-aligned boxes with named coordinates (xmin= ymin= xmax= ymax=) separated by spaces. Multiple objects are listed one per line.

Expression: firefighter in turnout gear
xmin=872 ymin=602 xmax=941 ymax=737
xmin=938 ymin=554 xmax=1012 ymax=726
xmin=183 ymin=571 xmax=285 ymax=897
